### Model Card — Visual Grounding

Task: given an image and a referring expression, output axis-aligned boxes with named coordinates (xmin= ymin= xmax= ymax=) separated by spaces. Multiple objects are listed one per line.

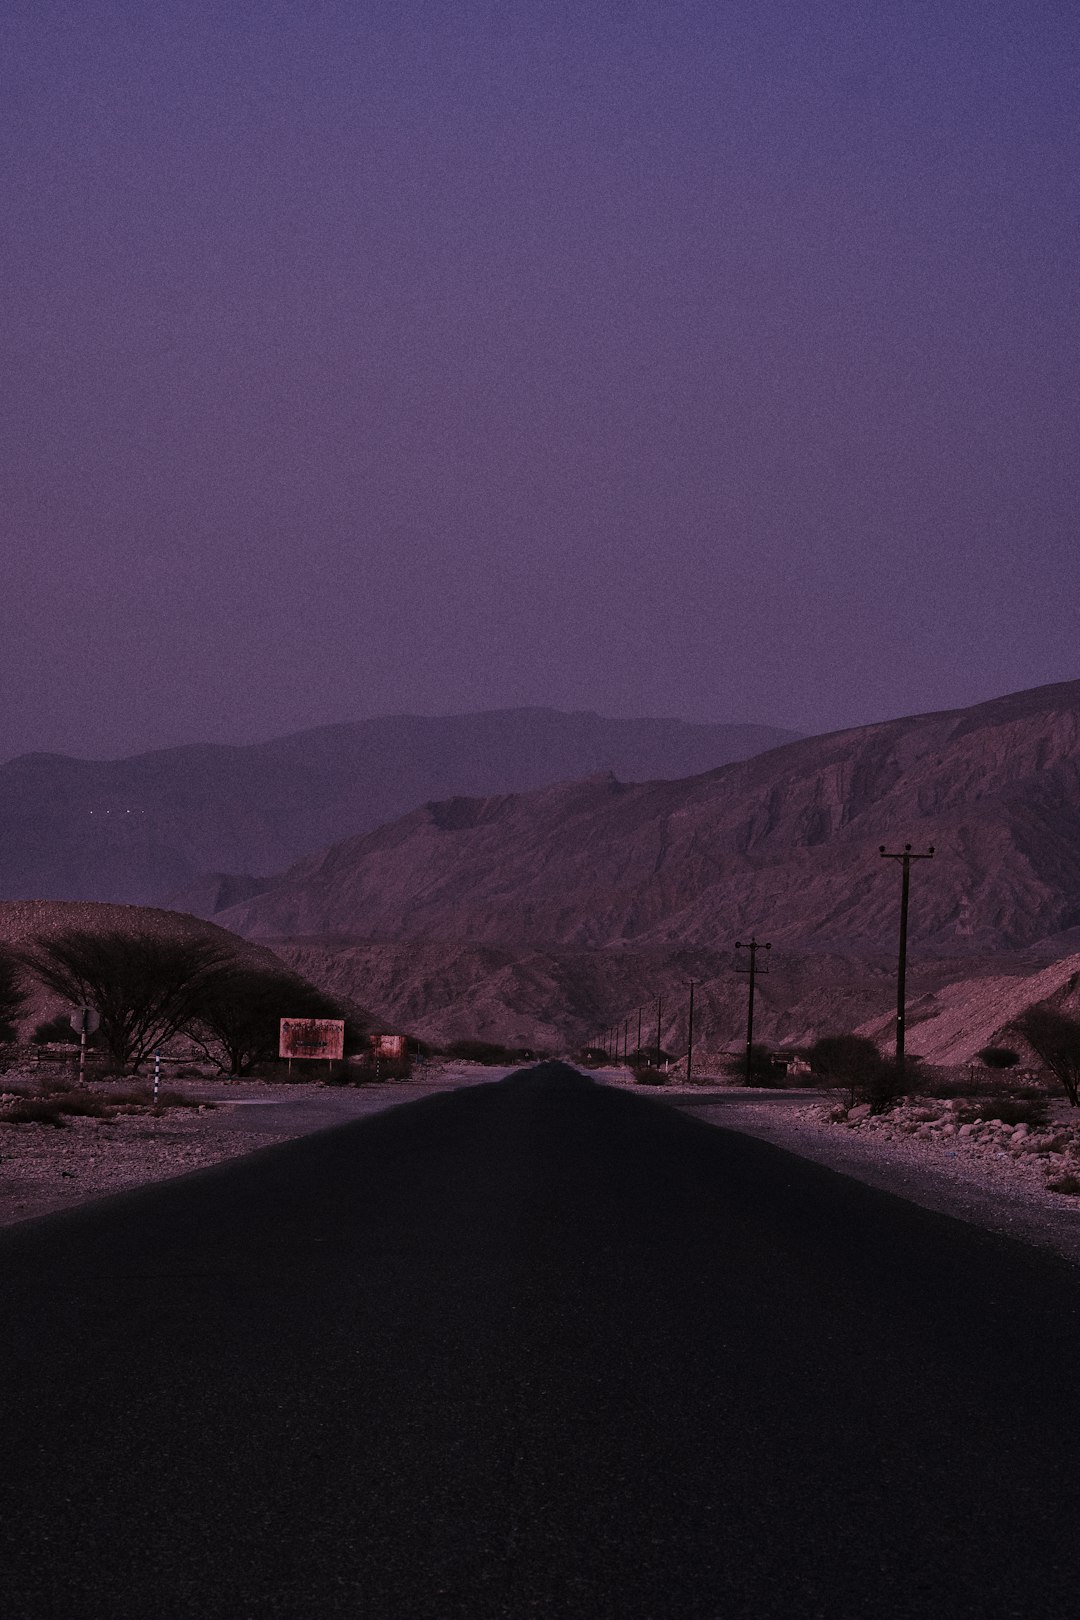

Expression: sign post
xmin=69 ymin=1006 xmax=100 ymax=1086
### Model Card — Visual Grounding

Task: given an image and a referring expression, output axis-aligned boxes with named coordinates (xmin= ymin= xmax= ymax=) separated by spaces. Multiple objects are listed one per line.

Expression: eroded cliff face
xmin=218 ymin=680 xmax=1080 ymax=956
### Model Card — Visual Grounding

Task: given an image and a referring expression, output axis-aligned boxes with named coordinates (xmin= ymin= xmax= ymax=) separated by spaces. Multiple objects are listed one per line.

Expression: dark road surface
xmin=2 ymin=1064 xmax=1079 ymax=1619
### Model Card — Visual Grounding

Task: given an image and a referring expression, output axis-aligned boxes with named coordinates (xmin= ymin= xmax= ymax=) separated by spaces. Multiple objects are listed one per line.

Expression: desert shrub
xmin=1047 ymin=1173 xmax=1080 ymax=1196
xmin=48 ymin=1091 xmax=114 ymax=1119
xmin=809 ymin=1036 xmax=879 ymax=1083
xmin=1 ymin=1098 xmax=67 ymax=1127
xmin=156 ymin=1089 xmax=207 ymax=1109
xmin=445 ymin=1040 xmax=515 ymax=1065
xmin=978 ymin=1046 xmax=1020 ymax=1069
xmin=32 ymin=1016 xmax=81 ymax=1046
xmin=633 ymin=1067 xmax=669 ymax=1086
xmin=974 ymin=1096 xmax=1048 ymax=1128
xmin=35 ymin=1071 xmax=76 ymax=1096
xmin=807 ymin=1034 xmax=904 ymax=1111
xmin=917 ymin=1067 xmax=990 ymax=1100
xmin=1008 ymin=1006 xmax=1080 ymax=1107
xmin=860 ymin=1058 xmax=906 ymax=1114
xmin=724 ymin=1044 xmax=782 ymax=1086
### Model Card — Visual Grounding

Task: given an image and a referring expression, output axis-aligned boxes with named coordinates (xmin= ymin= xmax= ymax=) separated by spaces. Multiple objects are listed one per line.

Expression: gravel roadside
xmin=672 ymin=1092 xmax=1080 ymax=1268
xmin=7 ymin=1060 xmax=1080 ymax=1269
xmin=0 ymin=1065 xmax=507 ymax=1228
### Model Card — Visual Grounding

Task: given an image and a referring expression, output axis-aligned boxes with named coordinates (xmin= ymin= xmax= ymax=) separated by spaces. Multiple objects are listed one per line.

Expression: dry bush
xmin=47 ymin=1090 xmax=114 ymax=1119
xmin=1 ymin=1098 xmax=68 ymax=1127
xmin=1009 ymin=1006 xmax=1080 ymax=1107
xmin=633 ymin=1067 xmax=669 ymax=1087
xmin=35 ymin=1071 xmax=77 ymax=1097
xmin=952 ymin=1095 xmax=1048 ymax=1127
xmin=445 ymin=1039 xmax=514 ymax=1065
xmin=978 ymin=1046 xmax=1020 ymax=1070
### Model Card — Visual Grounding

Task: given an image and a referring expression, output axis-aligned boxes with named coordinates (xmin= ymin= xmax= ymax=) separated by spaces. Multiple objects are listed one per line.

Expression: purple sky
xmin=3 ymin=1 xmax=1078 ymax=763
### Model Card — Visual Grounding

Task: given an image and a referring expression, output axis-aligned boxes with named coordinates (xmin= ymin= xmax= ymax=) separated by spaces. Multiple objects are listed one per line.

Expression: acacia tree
xmin=18 ymin=930 xmax=235 ymax=1071
xmin=0 ymin=949 xmax=28 ymax=1041
xmin=184 ymin=965 xmax=353 ymax=1076
xmin=1008 ymin=1005 xmax=1080 ymax=1106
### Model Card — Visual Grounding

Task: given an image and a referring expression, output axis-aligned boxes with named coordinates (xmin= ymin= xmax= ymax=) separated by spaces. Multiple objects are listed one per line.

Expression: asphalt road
xmin=2 ymin=1062 xmax=1079 ymax=1619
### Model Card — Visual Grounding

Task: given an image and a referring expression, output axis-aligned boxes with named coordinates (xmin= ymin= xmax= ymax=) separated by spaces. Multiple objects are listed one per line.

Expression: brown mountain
xmin=0 ymin=710 xmax=797 ymax=907
xmin=264 ymin=935 xmax=1049 ymax=1062
xmin=216 ymin=679 xmax=1080 ymax=958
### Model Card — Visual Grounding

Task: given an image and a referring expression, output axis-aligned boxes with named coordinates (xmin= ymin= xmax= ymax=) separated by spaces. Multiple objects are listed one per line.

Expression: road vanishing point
xmin=1 ymin=1063 xmax=1079 ymax=1619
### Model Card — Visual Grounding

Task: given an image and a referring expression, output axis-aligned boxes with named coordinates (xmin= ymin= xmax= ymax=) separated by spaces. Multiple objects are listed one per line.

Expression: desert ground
xmin=0 ymin=1061 xmax=509 ymax=1227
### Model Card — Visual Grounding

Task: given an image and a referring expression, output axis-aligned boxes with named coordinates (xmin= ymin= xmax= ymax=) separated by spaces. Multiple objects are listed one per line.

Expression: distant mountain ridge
xmin=215 ymin=679 xmax=1080 ymax=957
xmin=0 ymin=709 xmax=799 ymax=906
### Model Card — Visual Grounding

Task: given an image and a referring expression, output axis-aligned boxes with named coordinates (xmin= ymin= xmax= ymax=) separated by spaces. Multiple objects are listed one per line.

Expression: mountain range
xmin=0 ymin=710 xmax=798 ymax=907
xmin=9 ymin=680 xmax=1080 ymax=1057
xmin=216 ymin=679 xmax=1080 ymax=957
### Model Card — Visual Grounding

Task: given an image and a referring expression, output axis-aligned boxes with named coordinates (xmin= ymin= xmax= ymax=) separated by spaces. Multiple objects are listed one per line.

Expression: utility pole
xmin=879 ymin=842 xmax=934 ymax=1086
xmin=655 ymin=995 xmax=663 ymax=1068
xmin=623 ymin=1019 xmax=629 ymax=1066
xmin=735 ymin=938 xmax=770 ymax=1087
xmin=686 ymin=980 xmax=695 ymax=1085
xmin=636 ymin=1006 xmax=642 ymax=1061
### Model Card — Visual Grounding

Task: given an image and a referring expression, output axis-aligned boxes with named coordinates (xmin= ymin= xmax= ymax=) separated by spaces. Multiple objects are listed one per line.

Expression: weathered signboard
xmin=370 ymin=1033 xmax=408 ymax=1061
xmin=279 ymin=1018 xmax=345 ymax=1061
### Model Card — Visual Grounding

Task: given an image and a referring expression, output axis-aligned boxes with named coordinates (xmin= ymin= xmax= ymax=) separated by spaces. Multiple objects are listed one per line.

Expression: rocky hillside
xmin=0 ymin=710 xmax=797 ymax=906
xmin=218 ymin=680 xmax=1080 ymax=957
xmin=266 ymin=935 xmax=1046 ymax=1060
xmin=855 ymin=951 xmax=1080 ymax=1067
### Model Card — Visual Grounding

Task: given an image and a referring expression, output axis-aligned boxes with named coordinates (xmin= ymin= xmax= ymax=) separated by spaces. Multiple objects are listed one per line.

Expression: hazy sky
xmin=3 ymin=0 xmax=1078 ymax=763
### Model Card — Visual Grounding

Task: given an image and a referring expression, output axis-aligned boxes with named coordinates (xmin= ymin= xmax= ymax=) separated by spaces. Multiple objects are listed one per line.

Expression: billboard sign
xmin=279 ymin=1018 xmax=345 ymax=1061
